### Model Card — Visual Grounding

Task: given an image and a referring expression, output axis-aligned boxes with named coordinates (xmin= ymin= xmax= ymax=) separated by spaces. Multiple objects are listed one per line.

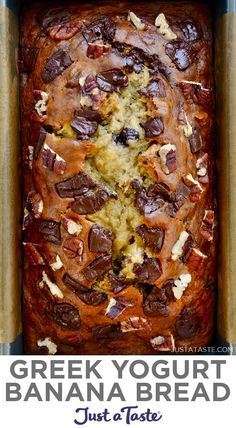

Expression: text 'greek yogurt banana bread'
xmin=20 ymin=1 xmax=216 ymax=355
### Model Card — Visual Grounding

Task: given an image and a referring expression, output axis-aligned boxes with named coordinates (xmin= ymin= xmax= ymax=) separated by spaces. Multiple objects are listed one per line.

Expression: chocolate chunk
xmin=125 ymin=48 xmax=144 ymax=74
xmin=113 ymin=128 xmax=139 ymax=146
xmin=139 ymin=80 xmax=166 ymax=98
xmin=74 ymin=108 xmax=103 ymax=123
xmin=167 ymin=181 xmax=190 ymax=217
xmin=93 ymin=323 xmax=121 ymax=342
xmin=70 ymin=116 xmax=98 ymax=138
xmin=181 ymin=234 xmax=195 ymax=263
xmin=96 ymin=69 xmax=128 ymax=92
xmin=34 ymin=127 xmax=47 ymax=160
xmin=188 ymin=127 xmax=203 ymax=153
xmin=148 ymin=55 xmax=170 ymax=79
xmin=55 ymin=172 xmax=96 ymax=198
xmin=109 ymin=274 xmax=129 ymax=294
xmin=165 ymin=41 xmax=194 ymax=71
xmin=162 ymin=279 xmax=175 ymax=303
xmin=179 ymin=19 xmax=202 ymax=41
xmin=41 ymin=9 xmax=71 ymax=30
xmin=78 ymin=290 xmax=107 ymax=306
xmin=143 ymin=286 xmax=169 ymax=317
xmin=82 ymin=16 xmax=116 ymax=44
xmin=38 ymin=220 xmax=61 ymax=244
xmin=136 ymin=224 xmax=165 ymax=253
xmin=51 ymin=303 xmax=81 ymax=330
xmin=133 ymin=257 xmax=162 ymax=283
xmin=140 ymin=117 xmax=164 ymax=137
xmin=41 ymin=49 xmax=73 ymax=83
xmin=63 ymin=273 xmax=88 ymax=293
xmin=19 ymin=47 xmax=39 ymax=73
xmin=175 ymin=307 xmax=200 ymax=338
xmin=82 ymin=74 xmax=99 ymax=95
xmin=106 ymin=298 xmax=131 ymax=320
xmin=132 ymin=180 xmax=169 ymax=215
xmin=82 ymin=254 xmax=113 ymax=282
xmin=71 ymin=188 xmax=111 ymax=215
xmin=88 ymin=224 xmax=113 ymax=253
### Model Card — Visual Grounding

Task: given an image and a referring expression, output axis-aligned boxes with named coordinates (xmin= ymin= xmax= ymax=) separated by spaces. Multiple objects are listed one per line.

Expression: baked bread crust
xmin=20 ymin=1 xmax=216 ymax=355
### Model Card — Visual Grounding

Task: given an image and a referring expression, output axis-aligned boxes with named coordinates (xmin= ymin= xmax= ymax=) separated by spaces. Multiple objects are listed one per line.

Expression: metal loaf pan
xmin=0 ymin=0 xmax=235 ymax=355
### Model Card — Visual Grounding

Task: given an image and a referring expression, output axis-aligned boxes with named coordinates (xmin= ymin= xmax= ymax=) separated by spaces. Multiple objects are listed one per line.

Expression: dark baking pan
xmin=0 ymin=0 xmax=235 ymax=355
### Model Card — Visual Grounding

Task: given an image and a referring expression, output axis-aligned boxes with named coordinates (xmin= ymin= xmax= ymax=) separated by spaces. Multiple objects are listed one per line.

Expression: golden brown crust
xmin=21 ymin=1 xmax=216 ymax=355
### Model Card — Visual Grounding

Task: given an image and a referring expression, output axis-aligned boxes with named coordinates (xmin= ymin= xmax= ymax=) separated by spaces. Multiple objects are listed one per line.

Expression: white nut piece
xmin=28 ymin=146 xmax=34 ymax=169
xmin=173 ymin=273 xmax=192 ymax=299
xmin=159 ymin=143 xmax=176 ymax=174
xmin=185 ymin=174 xmax=203 ymax=192
xmin=37 ymin=337 xmax=57 ymax=355
xmin=128 ymin=11 xmax=145 ymax=30
xmin=50 ymin=255 xmax=63 ymax=271
xmin=171 ymin=231 xmax=190 ymax=261
xmin=61 ymin=217 xmax=83 ymax=236
xmin=35 ymin=91 xmax=48 ymax=115
xmin=39 ymin=271 xmax=64 ymax=298
xmin=155 ymin=13 xmax=177 ymax=40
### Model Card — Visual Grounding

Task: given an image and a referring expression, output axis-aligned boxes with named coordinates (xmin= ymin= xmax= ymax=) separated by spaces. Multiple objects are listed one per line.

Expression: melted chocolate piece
xmin=136 ymin=224 xmax=165 ymax=253
xmin=38 ymin=220 xmax=61 ymax=244
xmin=78 ymin=290 xmax=107 ymax=306
xmin=82 ymin=16 xmax=116 ymax=44
xmin=139 ymin=80 xmax=166 ymax=98
xmin=175 ymin=307 xmax=200 ymax=338
xmin=167 ymin=181 xmax=190 ymax=217
xmin=96 ymin=69 xmax=128 ymax=92
xmin=132 ymin=180 xmax=169 ymax=215
xmin=143 ymin=286 xmax=169 ymax=317
xmin=41 ymin=8 xmax=70 ymax=30
xmin=181 ymin=234 xmax=195 ymax=263
xmin=140 ymin=117 xmax=164 ymax=137
xmin=109 ymin=274 xmax=129 ymax=294
xmin=19 ymin=47 xmax=39 ymax=73
xmin=74 ymin=108 xmax=103 ymax=123
xmin=34 ymin=127 xmax=47 ymax=160
xmin=55 ymin=172 xmax=96 ymax=198
xmin=162 ymin=279 xmax=175 ymax=303
xmin=188 ymin=127 xmax=203 ymax=153
xmin=179 ymin=19 xmax=202 ymax=41
xmin=51 ymin=303 xmax=81 ymax=330
xmin=106 ymin=298 xmax=131 ymax=320
xmin=93 ymin=323 xmax=121 ymax=342
xmin=133 ymin=257 xmax=162 ymax=283
xmin=165 ymin=41 xmax=194 ymax=71
xmin=82 ymin=254 xmax=113 ymax=282
xmin=41 ymin=49 xmax=73 ymax=83
xmin=71 ymin=188 xmax=111 ymax=215
xmin=88 ymin=224 xmax=113 ymax=253
xmin=113 ymin=128 xmax=139 ymax=146
xmin=63 ymin=273 xmax=88 ymax=293
xmin=125 ymin=48 xmax=145 ymax=74
xmin=70 ymin=116 xmax=98 ymax=138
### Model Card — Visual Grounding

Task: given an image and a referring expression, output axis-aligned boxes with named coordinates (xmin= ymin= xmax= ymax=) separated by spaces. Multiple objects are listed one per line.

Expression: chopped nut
xmin=42 ymin=144 xmax=66 ymax=175
xmin=50 ymin=255 xmax=63 ymax=271
xmin=87 ymin=42 xmax=110 ymax=59
xmin=178 ymin=110 xmax=193 ymax=137
xmin=23 ymin=242 xmax=45 ymax=265
xmin=128 ymin=11 xmax=145 ymax=30
xmin=120 ymin=317 xmax=152 ymax=332
xmin=171 ymin=231 xmax=190 ymax=261
xmin=63 ymin=237 xmax=84 ymax=263
xmin=196 ymin=154 xmax=209 ymax=184
xmin=61 ymin=217 xmax=83 ymax=236
xmin=34 ymin=91 xmax=48 ymax=116
xmin=195 ymin=111 xmax=208 ymax=124
xmin=39 ymin=271 xmax=64 ymax=298
xmin=37 ymin=337 xmax=57 ymax=355
xmin=200 ymin=210 xmax=214 ymax=241
xmin=159 ymin=143 xmax=176 ymax=174
xmin=183 ymin=174 xmax=203 ymax=202
xmin=188 ymin=248 xmax=207 ymax=270
xmin=173 ymin=273 xmax=191 ymax=299
xmin=155 ymin=13 xmax=177 ymax=40
xmin=150 ymin=334 xmax=175 ymax=352
xmin=28 ymin=146 xmax=34 ymax=169
xmin=23 ymin=191 xmax=44 ymax=229
xmin=105 ymin=297 xmax=133 ymax=320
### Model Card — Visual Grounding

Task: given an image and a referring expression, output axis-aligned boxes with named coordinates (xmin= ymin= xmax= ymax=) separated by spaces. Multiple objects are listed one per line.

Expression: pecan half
xmin=63 ymin=237 xmax=84 ymax=263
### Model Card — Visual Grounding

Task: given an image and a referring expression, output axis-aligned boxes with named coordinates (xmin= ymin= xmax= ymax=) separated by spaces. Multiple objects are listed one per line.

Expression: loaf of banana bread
xmin=20 ymin=1 xmax=216 ymax=354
